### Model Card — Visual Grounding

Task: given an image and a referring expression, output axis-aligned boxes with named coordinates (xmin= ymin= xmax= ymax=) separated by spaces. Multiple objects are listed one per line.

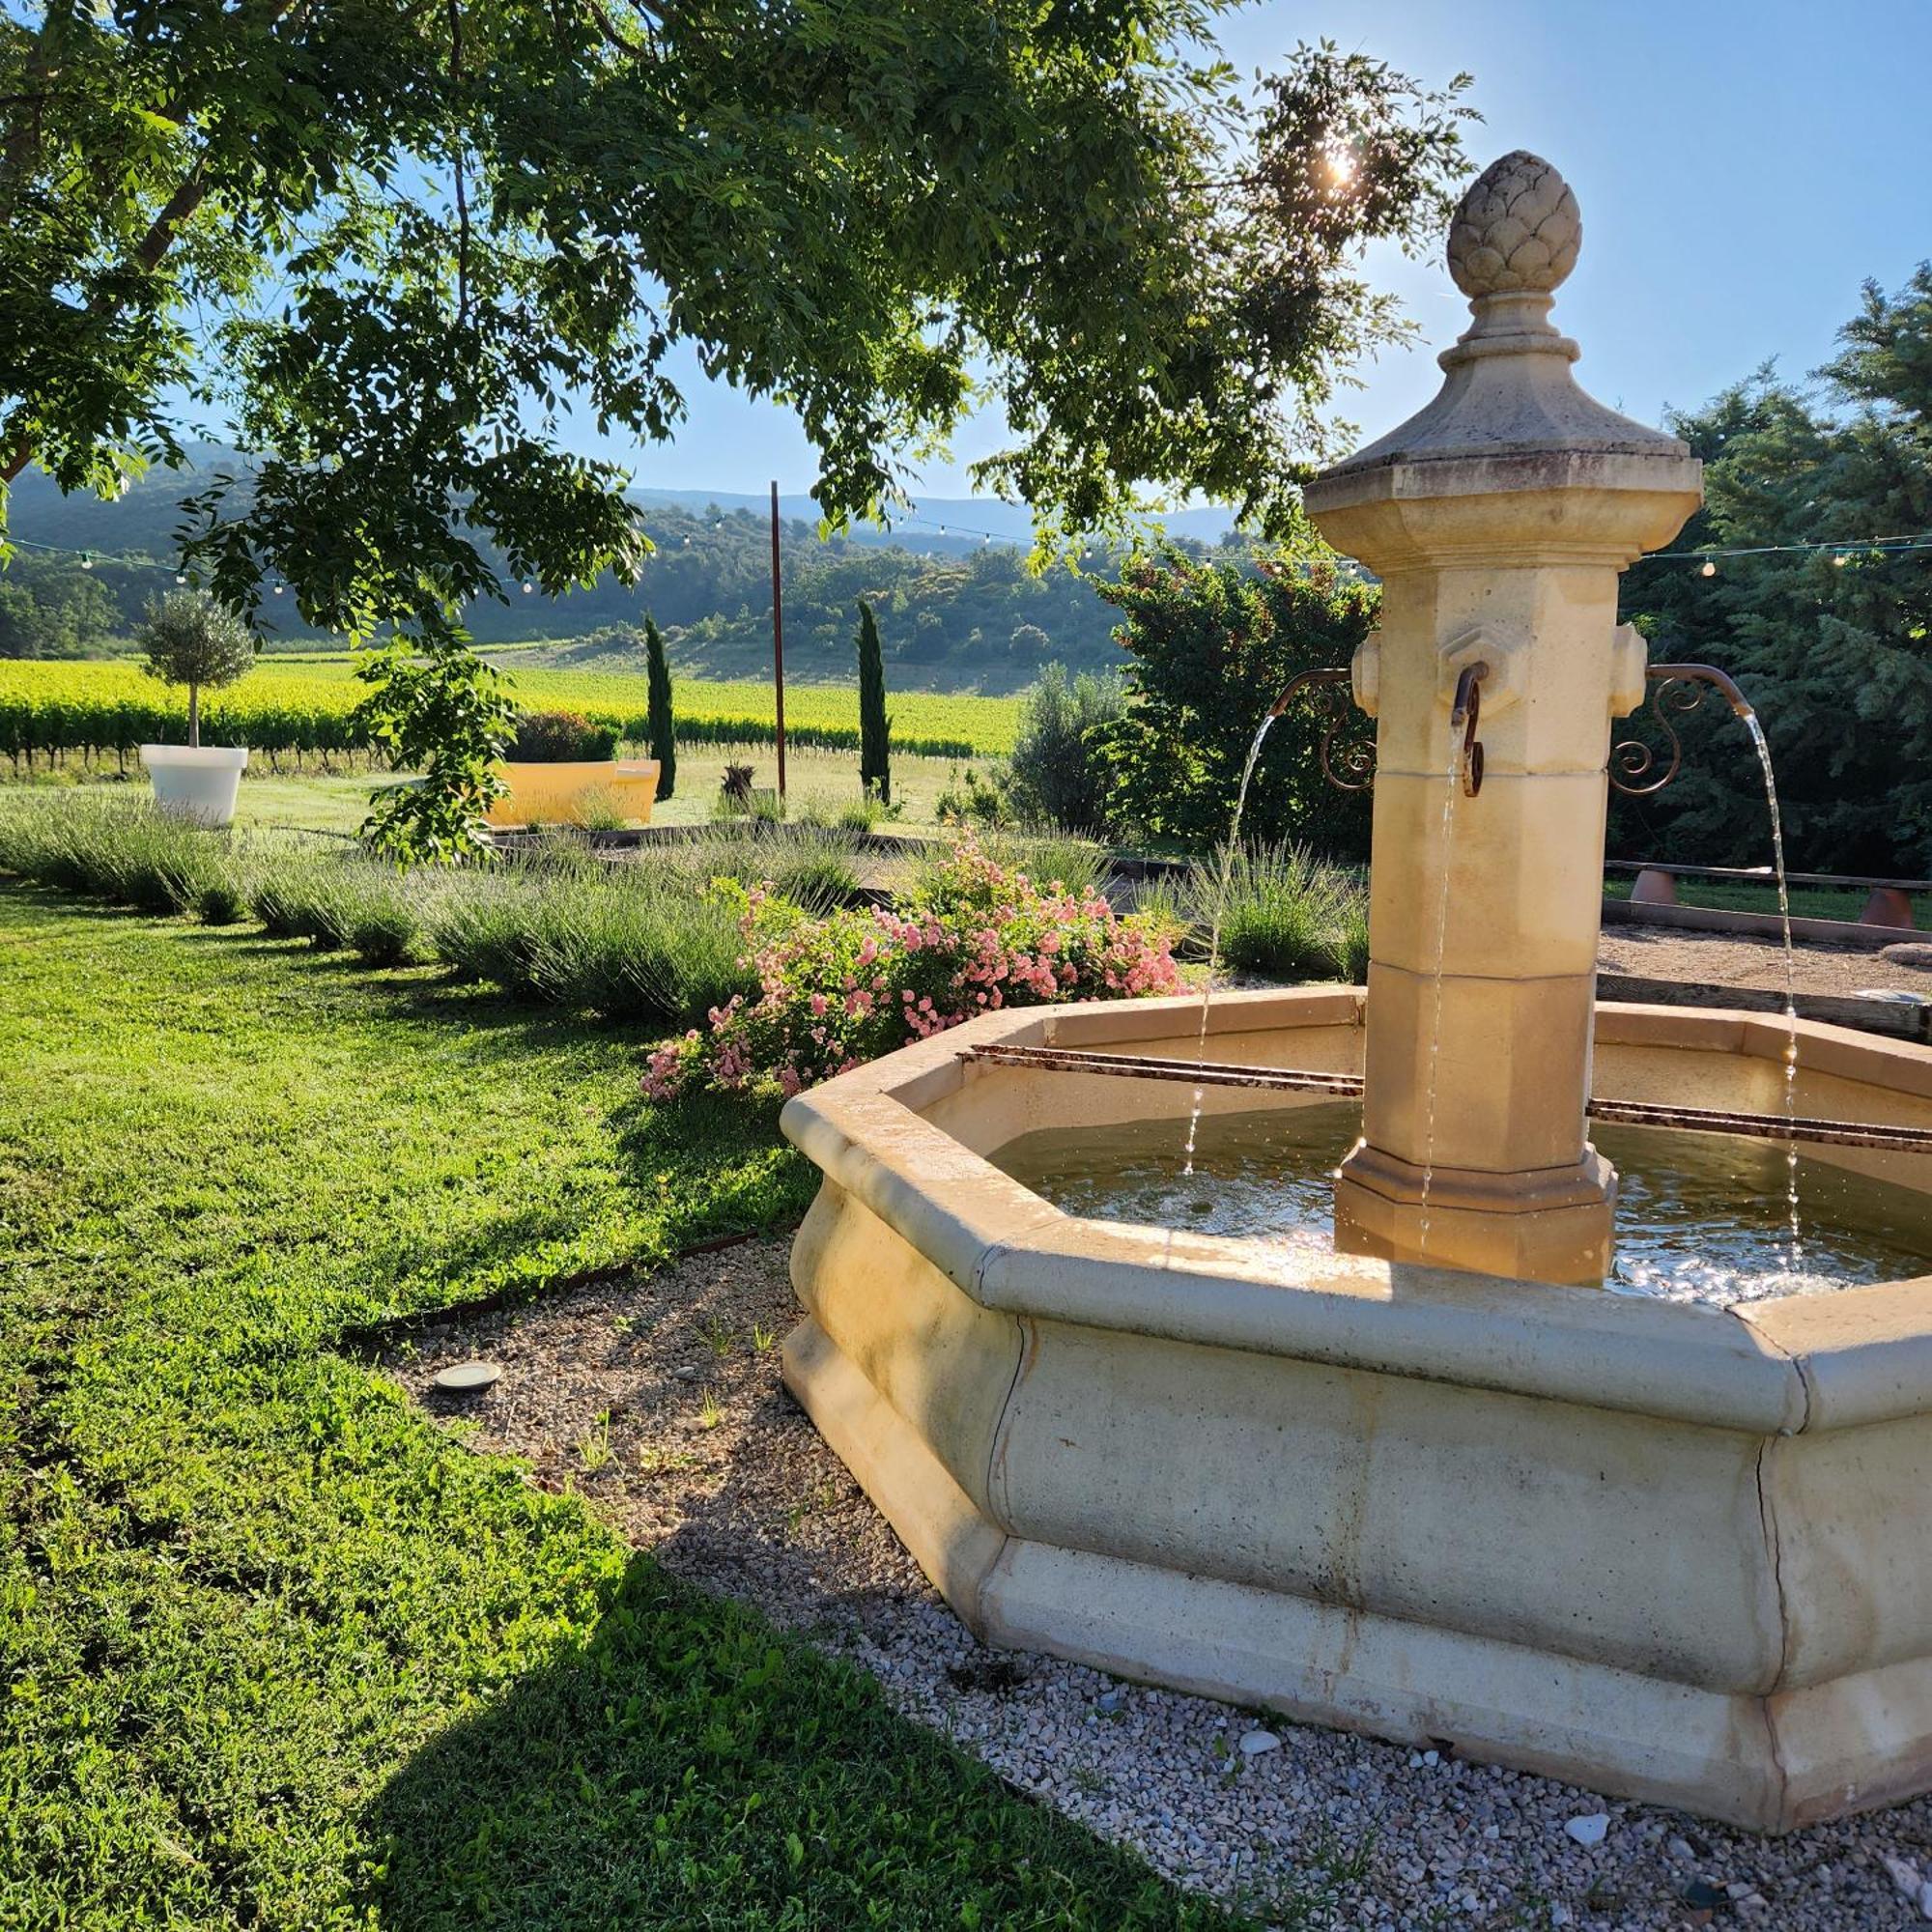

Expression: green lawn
xmin=0 ymin=887 xmax=1240 ymax=1929
xmin=5 ymin=742 xmax=990 ymax=836
xmin=1601 ymin=874 xmax=1901 ymax=924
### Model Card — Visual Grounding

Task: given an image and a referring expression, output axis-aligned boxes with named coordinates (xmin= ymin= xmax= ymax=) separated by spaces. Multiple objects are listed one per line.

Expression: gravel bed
xmin=384 ymin=1236 xmax=1932 ymax=1930
xmin=1598 ymin=925 xmax=1932 ymax=1000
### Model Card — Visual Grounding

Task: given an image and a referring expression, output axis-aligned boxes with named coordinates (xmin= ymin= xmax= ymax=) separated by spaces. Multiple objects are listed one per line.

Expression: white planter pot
xmin=141 ymin=744 xmax=248 ymax=828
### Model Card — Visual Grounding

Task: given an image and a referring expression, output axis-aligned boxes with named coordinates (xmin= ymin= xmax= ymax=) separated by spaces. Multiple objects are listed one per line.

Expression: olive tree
xmin=2 ymin=5 xmax=1470 ymax=857
xmin=136 ymin=591 xmax=255 ymax=747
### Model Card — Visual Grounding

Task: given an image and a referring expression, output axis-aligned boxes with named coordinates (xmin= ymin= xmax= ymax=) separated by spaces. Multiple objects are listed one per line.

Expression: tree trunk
xmin=188 ymin=684 xmax=200 ymax=749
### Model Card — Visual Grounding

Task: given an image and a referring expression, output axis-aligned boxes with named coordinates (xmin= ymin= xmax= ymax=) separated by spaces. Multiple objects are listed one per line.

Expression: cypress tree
xmin=856 ymin=598 xmax=891 ymax=804
xmin=643 ymin=613 xmax=676 ymax=800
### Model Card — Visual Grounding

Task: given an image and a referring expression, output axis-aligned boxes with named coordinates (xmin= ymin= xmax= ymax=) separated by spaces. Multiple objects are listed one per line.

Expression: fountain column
xmin=1304 ymin=153 xmax=1702 ymax=1285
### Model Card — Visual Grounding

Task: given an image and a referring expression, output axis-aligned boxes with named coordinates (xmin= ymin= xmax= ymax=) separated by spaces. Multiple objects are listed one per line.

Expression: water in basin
xmin=989 ymin=1102 xmax=1932 ymax=1304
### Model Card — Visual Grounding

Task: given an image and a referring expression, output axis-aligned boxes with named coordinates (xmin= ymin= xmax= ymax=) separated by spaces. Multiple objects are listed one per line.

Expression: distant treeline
xmin=1 ymin=450 xmax=1260 ymax=689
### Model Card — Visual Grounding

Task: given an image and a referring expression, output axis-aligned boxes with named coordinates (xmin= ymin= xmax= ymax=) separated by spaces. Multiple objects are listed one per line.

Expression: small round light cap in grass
xmin=434 ymin=1360 xmax=503 ymax=1394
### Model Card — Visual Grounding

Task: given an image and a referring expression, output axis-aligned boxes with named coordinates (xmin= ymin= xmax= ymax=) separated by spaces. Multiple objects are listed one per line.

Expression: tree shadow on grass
xmin=334 ymin=1084 xmax=814 ymax=1340
xmin=359 ymin=1551 xmax=1240 ymax=1932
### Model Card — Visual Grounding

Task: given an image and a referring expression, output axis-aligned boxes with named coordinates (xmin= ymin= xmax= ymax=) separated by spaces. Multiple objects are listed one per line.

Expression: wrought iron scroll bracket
xmin=1267 ymin=666 xmax=1377 ymax=792
xmin=1609 ymin=662 xmax=1755 ymax=798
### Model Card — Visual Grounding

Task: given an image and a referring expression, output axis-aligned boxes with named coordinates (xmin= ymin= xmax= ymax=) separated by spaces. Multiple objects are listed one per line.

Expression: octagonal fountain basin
xmin=779 ymin=987 xmax=1932 ymax=1833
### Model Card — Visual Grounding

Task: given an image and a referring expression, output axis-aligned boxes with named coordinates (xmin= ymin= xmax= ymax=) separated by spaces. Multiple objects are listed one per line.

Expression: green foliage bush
xmin=1614 ymin=267 xmax=1932 ymax=874
xmin=424 ymin=850 xmax=758 ymax=1024
xmin=1091 ymin=545 xmax=1377 ymax=857
xmin=935 ymin=764 xmax=1011 ymax=827
xmin=248 ymin=848 xmax=337 ymax=938
xmin=645 ymin=838 xmax=1179 ymax=1100
xmin=1005 ymin=663 xmax=1126 ymax=833
xmin=423 ymin=829 xmax=867 ymax=1020
xmin=506 ymin=708 xmax=619 ymax=762
xmin=194 ymin=867 xmax=251 ymax=926
xmin=838 ymin=796 xmax=894 ymax=833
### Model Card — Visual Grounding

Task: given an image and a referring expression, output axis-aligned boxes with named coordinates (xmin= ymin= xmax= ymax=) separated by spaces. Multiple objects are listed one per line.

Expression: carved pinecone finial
xmin=1447 ymin=151 xmax=1580 ymax=298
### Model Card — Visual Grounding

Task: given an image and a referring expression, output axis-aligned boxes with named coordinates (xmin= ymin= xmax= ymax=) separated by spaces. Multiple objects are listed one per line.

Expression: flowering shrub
xmin=643 ymin=838 xmax=1179 ymax=1100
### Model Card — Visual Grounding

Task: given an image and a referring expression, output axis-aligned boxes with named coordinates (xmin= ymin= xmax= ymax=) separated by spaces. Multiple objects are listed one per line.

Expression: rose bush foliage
xmin=644 ymin=839 xmax=1179 ymax=1101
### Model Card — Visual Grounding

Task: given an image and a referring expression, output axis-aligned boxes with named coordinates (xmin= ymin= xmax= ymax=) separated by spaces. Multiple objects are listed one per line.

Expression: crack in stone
xmin=1730 ymin=1304 xmax=1811 ymax=1830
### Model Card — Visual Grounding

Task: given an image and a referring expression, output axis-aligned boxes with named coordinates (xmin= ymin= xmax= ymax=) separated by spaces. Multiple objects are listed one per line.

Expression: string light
xmin=1634 ymin=531 xmax=1932 ymax=566
xmin=14 ymin=515 xmax=1922 ymax=593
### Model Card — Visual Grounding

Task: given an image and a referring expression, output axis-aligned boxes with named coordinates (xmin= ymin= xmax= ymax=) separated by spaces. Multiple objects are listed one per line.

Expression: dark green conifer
xmin=644 ymin=613 xmax=675 ymax=800
xmin=856 ymin=599 xmax=891 ymax=805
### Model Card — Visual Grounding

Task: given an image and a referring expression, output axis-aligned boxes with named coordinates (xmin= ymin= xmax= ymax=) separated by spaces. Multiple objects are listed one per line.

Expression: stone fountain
xmin=780 ymin=154 xmax=1932 ymax=1830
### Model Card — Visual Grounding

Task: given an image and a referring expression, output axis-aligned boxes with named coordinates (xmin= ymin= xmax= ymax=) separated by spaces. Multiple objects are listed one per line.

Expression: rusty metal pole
xmin=770 ymin=480 xmax=787 ymax=800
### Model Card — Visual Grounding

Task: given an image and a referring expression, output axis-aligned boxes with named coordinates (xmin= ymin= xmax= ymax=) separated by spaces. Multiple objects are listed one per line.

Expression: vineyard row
xmin=0 ymin=695 xmax=979 ymax=767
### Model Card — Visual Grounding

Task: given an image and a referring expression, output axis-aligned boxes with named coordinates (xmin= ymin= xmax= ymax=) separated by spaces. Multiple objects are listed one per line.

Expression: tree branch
xmin=447 ymin=0 xmax=469 ymax=326
xmin=1 ymin=0 xmax=300 ymax=488
xmin=0 ymin=13 xmax=59 ymax=225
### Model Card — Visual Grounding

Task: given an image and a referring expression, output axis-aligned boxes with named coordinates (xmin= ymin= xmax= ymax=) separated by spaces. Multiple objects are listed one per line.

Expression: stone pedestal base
xmin=1334 ymin=1141 xmax=1616 ymax=1286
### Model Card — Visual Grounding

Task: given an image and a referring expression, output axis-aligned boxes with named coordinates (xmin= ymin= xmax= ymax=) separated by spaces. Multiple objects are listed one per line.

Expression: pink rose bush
xmin=643 ymin=838 xmax=1179 ymax=1101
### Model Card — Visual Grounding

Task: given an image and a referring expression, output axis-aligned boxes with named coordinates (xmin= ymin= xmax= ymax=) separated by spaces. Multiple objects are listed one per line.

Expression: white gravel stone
xmin=396 ymin=1237 xmax=1932 ymax=1932
xmin=1237 ymin=1728 xmax=1280 ymax=1756
xmin=1565 ymin=1812 xmax=1611 ymax=1847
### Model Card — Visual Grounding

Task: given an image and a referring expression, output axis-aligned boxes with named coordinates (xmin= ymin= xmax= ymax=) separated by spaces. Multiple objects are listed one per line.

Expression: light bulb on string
xmin=1700 ymin=558 xmax=1718 ymax=578
xmin=521 ymin=580 xmax=534 ymax=595
xmin=1832 ymin=551 xmax=1849 ymax=567
xmin=79 ymin=553 xmax=93 ymax=570
xmin=174 ymin=573 xmax=186 ymax=586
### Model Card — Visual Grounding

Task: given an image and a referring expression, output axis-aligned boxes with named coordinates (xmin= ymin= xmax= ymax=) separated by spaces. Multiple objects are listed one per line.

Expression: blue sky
xmin=591 ymin=0 xmax=1932 ymax=513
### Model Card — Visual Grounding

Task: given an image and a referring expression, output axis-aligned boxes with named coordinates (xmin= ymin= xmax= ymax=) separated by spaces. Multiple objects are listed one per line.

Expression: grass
xmin=0 ymin=885 xmax=1248 ymax=1929
xmin=1601 ymin=873 xmax=1904 ymax=924
xmin=3 ymin=745 xmax=991 ymax=836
